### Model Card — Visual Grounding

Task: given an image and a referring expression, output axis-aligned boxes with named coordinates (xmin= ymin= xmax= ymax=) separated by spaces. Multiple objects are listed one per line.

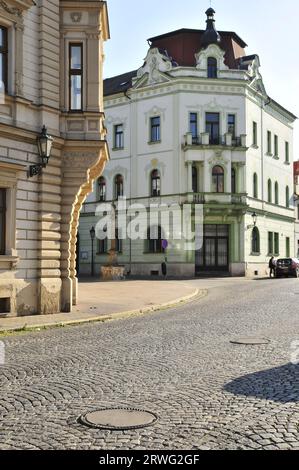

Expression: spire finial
xmin=201 ymin=7 xmax=221 ymax=48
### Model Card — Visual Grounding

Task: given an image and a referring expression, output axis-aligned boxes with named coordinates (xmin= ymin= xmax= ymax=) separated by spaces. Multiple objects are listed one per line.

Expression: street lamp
xmin=90 ymin=226 xmax=96 ymax=277
xmin=252 ymin=212 xmax=258 ymax=227
xmin=29 ymin=125 xmax=53 ymax=177
xmin=247 ymin=212 xmax=258 ymax=230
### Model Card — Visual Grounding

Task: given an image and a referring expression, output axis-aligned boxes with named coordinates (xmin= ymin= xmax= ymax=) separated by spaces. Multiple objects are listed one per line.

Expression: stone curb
xmin=0 ymin=288 xmax=207 ymax=335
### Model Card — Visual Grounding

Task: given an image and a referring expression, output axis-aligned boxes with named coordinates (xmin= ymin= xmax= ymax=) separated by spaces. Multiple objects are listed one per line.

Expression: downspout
xmin=260 ymin=94 xmax=271 ymax=209
xmin=124 ymin=89 xmax=132 ymax=275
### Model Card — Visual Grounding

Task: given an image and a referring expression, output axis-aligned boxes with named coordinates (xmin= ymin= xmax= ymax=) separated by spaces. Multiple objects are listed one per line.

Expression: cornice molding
xmin=0 ymin=0 xmax=34 ymax=16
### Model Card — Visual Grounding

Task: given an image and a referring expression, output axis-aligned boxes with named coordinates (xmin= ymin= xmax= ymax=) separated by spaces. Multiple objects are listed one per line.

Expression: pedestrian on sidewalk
xmin=269 ymin=256 xmax=276 ymax=278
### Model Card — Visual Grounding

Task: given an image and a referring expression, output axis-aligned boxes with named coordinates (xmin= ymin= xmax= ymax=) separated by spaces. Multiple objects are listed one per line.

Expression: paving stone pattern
xmin=0 ymin=278 xmax=299 ymax=450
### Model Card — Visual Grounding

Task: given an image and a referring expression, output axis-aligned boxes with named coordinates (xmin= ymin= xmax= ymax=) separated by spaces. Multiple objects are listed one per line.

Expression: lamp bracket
xmin=28 ymin=164 xmax=43 ymax=178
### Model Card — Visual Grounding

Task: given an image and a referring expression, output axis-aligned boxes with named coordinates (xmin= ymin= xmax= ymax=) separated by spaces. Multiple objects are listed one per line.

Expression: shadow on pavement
xmin=224 ymin=363 xmax=299 ymax=403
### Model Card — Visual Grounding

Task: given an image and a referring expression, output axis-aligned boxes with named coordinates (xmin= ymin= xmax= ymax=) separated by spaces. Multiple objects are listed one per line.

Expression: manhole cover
xmin=230 ymin=337 xmax=270 ymax=345
xmin=79 ymin=408 xmax=158 ymax=430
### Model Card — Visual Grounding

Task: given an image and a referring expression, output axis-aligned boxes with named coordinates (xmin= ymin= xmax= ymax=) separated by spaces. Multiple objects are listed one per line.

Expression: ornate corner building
xmin=0 ymin=0 xmax=109 ymax=316
xmin=79 ymin=8 xmax=296 ymax=279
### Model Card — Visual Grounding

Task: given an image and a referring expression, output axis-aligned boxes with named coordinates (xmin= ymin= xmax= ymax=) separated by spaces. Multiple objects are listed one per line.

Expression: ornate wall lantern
xmin=29 ymin=125 xmax=53 ymax=177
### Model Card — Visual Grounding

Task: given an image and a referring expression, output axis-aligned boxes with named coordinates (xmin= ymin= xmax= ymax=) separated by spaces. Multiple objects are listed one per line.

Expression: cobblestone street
xmin=0 ymin=278 xmax=299 ymax=450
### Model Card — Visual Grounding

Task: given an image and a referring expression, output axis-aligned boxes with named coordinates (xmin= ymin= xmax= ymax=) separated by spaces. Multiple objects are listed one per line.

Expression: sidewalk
xmin=0 ymin=279 xmax=202 ymax=333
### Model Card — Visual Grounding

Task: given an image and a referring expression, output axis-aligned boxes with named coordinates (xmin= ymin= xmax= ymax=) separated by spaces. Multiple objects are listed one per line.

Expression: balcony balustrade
xmin=184 ymin=132 xmax=247 ymax=148
xmin=193 ymin=192 xmax=247 ymax=205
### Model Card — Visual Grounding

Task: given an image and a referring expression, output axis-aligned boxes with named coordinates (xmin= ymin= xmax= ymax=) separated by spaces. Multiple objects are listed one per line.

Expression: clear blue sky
xmin=105 ymin=0 xmax=299 ymax=157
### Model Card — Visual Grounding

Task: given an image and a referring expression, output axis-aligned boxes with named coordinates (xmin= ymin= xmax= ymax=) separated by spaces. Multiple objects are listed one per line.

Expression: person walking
xmin=269 ymin=256 xmax=276 ymax=278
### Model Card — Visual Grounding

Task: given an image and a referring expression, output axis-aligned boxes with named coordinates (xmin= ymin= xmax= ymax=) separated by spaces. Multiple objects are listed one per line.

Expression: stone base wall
xmin=245 ymin=262 xmax=269 ymax=278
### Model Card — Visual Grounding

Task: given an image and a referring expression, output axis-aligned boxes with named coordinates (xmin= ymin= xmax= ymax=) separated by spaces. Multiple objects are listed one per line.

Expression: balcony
xmin=184 ymin=132 xmax=247 ymax=149
xmin=193 ymin=192 xmax=248 ymax=205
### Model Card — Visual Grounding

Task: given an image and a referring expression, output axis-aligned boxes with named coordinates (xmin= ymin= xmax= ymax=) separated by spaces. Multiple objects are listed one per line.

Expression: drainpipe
xmin=260 ymin=95 xmax=271 ymax=207
xmin=126 ymin=90 xmax=133 ymax=275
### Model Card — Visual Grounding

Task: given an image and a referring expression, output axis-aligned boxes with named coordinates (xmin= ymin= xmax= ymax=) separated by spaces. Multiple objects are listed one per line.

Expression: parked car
xmin=275 ymin=258 xmax=299 ymax=278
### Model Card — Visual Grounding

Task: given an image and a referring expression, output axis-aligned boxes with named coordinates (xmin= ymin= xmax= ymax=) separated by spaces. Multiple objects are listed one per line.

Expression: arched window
xmin=207 ymin=57 xmax=217 ymax=79
xmin=114 ymin=174 xmax=124 ymax=199
xmin=98 ymin=176 xmax=106 ymax=201
xmin=212 ymin=165 xmax=224 ymax=193
xmin=147 ymin=226 xmax=164 ymax=254
xmin=286 ymin=186 xmax=290 ymax=208
xmin=253 ymin=173 xmax=258 ymax=199
xmin=192 ymin=166 xmax=198 ymax=193
xmin=151 ymin=169 xmax=161 ymax=197
xmin=267 ymin=179 xmax=272 ymax=203
xmin=275 ymin=182 xmax=279 ymax=205
xmin=251 ymin=227 xmax=260 ymax=254
xmin=231 ymin=168 xmax=236 ymax=194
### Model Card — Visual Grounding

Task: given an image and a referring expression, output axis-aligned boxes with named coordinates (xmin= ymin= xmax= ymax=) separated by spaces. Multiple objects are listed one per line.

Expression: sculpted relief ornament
xmin=247 ymin=56 xmax=267 ymax=96
xmin=137 ymin=48 xmax=172 ymax=85
xmin=195 ymin=43 xmax=229 ymax=75
xmin=0 ymin=0 xmax=34 ymax=17
xmin=0 ymin=1 xmax=21 ymax=16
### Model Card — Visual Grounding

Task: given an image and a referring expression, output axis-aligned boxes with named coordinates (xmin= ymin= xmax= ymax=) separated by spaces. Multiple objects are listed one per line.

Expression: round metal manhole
xmin=79 ymin=408 xmax=158 ymax=431
xmin=230 ymin=337 xmax=270 ymax=345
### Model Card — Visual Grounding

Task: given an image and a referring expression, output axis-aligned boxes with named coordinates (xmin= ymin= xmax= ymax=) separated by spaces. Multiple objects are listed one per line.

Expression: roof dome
xmin=201 ymin=8 xmax=221 ymax=48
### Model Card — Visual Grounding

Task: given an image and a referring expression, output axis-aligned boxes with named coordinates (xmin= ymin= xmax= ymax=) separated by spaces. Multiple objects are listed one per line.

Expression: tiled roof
xmin=104 ymin=70 xmax=137 ymax=96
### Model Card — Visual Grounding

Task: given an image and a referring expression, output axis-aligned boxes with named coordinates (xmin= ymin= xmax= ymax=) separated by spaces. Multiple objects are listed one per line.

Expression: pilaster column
xmin=187 ymin=161 xmax=193 ymax=193
xmin=14 ymin=21 xmax=24 ymax=96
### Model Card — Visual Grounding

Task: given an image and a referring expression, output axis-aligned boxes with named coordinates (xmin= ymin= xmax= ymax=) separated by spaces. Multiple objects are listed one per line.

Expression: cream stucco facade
xmin=0 ymin=0 xmax=109 ymax=316
xmin=79 ymin=11 xmax=296 ymax=279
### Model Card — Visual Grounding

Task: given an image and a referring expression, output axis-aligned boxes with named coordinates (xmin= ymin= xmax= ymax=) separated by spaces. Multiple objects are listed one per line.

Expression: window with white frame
xmin=0 ymin=26 xmax=8 ymax=94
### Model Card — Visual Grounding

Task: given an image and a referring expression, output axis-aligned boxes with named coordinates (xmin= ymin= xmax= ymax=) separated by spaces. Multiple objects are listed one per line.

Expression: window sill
xmin=284 ymin=161 xmax=290 ymax=165
xmin=112 ymin=147 xmax=124 ymax=151
xmin=273 ymin=155 xmax=279 ymax=160
xmin=0 ymin=255 xmax=19 ymax=269
xmin=251 ymin=144 xmax=259 ymax=149
xmin=68 ymin=109 xmax=84 ymax=114
xmin=148 ymin=140 xmax=161 ymax=145
xmin=266 ymin=152 xmax=273 ymax=157
xmin=251 ymin=252 xmax=261 ymax=256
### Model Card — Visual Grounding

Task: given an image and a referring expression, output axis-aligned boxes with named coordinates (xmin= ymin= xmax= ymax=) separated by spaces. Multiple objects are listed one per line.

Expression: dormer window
xmin=0 ymin=26 xmax=8 ymax=93
xmin=207 ymin=57 xmax=217 ymax=78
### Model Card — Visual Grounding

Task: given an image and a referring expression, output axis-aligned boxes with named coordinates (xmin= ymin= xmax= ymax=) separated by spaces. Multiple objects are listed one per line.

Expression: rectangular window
xmin=189 ymin=113 xmax=198 ymax=141
xmin=274 ymin=135 xmax=278 ymax=157
xmin=253 ymin=122 xmax=257 ymax=146
xmin=268 ymin=232 xmax=273 ymax=255
xmin=285 ymin=141 xmax=290 ymax=163
xmin=0 ymin=189 xmax=6 ymax=255
xmin=267 ymin=131 xmax=272 ymax=154
xmin=206 ymin=112 xmax=220 ymax=145
xmin=274 ymin=232 xmax=279 ymax=256
xmin=114 ymin=124 xmax=124 ymax=149
xmin=0 ymin=26 xmax=8 ymax=93
xmin=286 ymin=237 xmax=290 ymax=258
xmin=115 ymin=229 xmax=123 ymax=253
xmin=69 ymin=43 xmax=83 ymax=111
xmin=228 ymin=114 xmax=236 ymax=138
xmin=150 ymin=116 xmax=161 ymax=142
xmin=98 ymin=238 xmax=107 ymax=255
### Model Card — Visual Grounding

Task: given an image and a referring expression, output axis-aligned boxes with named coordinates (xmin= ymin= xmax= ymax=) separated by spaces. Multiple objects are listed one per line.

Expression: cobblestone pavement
xmin=0 ymin=278 xmax=299 ymax=450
